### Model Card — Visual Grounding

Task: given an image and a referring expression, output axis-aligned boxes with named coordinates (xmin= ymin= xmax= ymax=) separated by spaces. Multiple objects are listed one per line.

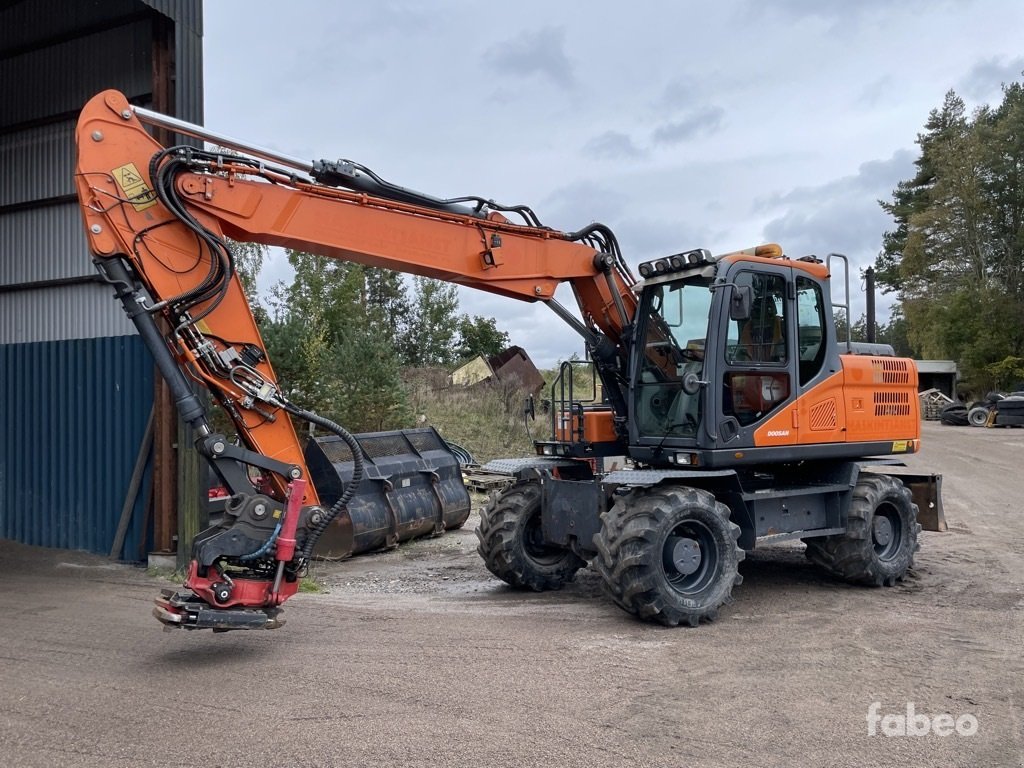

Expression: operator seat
xmin=738 ymin=298 xmax=785 ymax=363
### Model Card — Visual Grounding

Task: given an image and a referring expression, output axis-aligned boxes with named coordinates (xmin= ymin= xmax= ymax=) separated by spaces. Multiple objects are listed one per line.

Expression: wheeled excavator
xmin=74 ymin=90 xmax=945 ymax=630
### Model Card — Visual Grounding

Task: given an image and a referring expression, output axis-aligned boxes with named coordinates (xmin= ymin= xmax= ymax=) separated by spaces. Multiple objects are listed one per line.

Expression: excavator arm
xmin=74 ymin=90 xmax=637 ymax=630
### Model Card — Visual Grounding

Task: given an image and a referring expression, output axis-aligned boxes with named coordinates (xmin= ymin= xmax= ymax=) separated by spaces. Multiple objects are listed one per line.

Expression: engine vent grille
xmin=874 ymin=391 xmax=911 ymax=417
xmin=809 ymin=399 xmax=838 ymax=431
xmin=872 ymin=358 xmax=910 ymax=384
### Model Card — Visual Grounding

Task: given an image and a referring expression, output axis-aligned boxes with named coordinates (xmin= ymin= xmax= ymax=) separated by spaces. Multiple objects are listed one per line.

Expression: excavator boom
xmin=74 ymin=90 xmax=637 ymax=629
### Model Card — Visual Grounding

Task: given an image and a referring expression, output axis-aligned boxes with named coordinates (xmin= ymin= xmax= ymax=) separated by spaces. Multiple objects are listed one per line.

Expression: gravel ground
xmin=0 ymin=421 xmax=1021 ymax=767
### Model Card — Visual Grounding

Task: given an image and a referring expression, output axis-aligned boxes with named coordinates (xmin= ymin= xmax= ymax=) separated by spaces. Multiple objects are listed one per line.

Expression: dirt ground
xmin=0 ymin=421 xmax=1021 ymax=767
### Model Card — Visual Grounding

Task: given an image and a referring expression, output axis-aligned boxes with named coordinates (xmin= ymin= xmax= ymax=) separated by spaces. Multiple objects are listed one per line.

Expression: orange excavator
xmin=74 ymin=90 xmax=944 ymax=630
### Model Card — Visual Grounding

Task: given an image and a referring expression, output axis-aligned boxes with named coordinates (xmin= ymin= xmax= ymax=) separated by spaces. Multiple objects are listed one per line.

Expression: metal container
xmin=304 ymin=427 xmax=471 ymax=559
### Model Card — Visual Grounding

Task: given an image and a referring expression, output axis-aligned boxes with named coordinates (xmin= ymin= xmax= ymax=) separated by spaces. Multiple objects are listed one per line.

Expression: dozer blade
xmin=154 ymin=589 xmax=285 ymax=632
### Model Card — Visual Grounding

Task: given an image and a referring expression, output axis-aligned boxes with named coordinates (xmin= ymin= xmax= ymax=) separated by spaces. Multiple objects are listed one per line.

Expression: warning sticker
xmin=892 ymin=440 xmax=910 ymax=452
xmin=111 ymin=162 xmax=157 ymax=211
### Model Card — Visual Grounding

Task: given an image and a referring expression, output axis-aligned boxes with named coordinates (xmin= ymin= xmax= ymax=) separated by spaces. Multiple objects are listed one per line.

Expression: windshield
xmin=635 ymin=277 xmax=713 ymax=439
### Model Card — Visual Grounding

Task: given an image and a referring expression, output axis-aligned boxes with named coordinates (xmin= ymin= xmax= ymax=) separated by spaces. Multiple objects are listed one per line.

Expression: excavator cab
xmin=629 ymin=246 xmax=885 ymax=466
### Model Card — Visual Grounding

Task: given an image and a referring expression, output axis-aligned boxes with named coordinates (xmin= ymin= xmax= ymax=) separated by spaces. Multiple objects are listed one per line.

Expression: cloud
xmin=757 ymin=150 xmax=916 ymax=318
xmin=482 ymin=26 xmax=575 ymax=89
xmin=745 ymin=0 xmax=940 ymax=24
xmin=612 ymin=216 xmax=712 ymax=266
xmin=656 ymin=77 xmax=699 ymax=111
xmin=856 ymin=76 xmax=894 ymax=107
xmin=583 ymin=131 xmax=645 ymax=161
xmin=959 ymin=55 xmax=1024 ymax=101
xmin=539 ymin=180 xmax=629 ymax=231
xmin=652 ymin=106 xmax=725 ymax=145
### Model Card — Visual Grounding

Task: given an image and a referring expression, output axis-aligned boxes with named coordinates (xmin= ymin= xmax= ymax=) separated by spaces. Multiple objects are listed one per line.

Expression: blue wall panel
xmin=0 ymin=335 xmax=154 ymax=559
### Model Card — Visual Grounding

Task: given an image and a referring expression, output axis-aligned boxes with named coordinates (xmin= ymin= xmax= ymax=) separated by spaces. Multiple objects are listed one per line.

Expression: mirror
xmin=730 ymin=285 xmax=752 ymax=321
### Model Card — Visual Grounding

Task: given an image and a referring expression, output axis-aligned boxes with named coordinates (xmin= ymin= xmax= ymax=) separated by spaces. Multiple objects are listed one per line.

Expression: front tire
xmin=593 ymin=486 xmax=743 ymax=627
xmin=804 ymin=474 xmax=920 ymax=586
xmin=476 ymin=481 xmax=586 ymax=591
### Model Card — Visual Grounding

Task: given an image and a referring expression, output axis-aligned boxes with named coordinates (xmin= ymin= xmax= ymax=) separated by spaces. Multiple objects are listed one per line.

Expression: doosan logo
xmin=766 ymin=430 xmax=790 ymax=438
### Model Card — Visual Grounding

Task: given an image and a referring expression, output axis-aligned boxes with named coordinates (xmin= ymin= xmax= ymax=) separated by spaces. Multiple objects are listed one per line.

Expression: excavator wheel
xmin=804 ymin=474 xmax=921 ymax=587
xmin=476 ymin=480 xmax=586 ymax=591
xmin=593 ymin=486 xmax=743 ymax=627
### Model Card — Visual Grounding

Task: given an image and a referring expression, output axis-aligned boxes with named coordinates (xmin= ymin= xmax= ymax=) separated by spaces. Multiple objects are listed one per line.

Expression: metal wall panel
xmin=0 ymin=202 xmax=91 ymax=286
xmin=0 ymin=282 xmax=135 ymax=344
xmin=0 ymin=20 xmax=153 ymax=129
xmin=0 ymin=203 xmax=91 ymax=286
xmin=0 ymin=0 xmax=203 ymax=560
xmin=141 ymin=0 xmax=202 ymax=34
xmin=0 ymin=335 xmax=155 ymax=558
xmin=0 ymin=119 xmax=77 ymax=207
xmin=176 ymin=14 xmax=204 ymax=124
xmin=0 ymin=0 xmax=140 ymax=52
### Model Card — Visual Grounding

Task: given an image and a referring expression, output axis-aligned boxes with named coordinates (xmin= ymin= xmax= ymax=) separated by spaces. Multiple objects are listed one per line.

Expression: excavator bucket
xmin=303 ymin=427 xmax=471 ymax=558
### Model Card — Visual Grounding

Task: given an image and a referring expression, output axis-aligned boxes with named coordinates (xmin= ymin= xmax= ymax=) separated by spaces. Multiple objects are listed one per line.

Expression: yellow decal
xmin=195 ymin=320 xmax=213 ymax=335
xmin=111 ymin=162 xmax=157 ymax=211
xmin=892 ymin=440 xmax=909 ymax=452
xmin=273 ymin=509 xmax=283 ymax=519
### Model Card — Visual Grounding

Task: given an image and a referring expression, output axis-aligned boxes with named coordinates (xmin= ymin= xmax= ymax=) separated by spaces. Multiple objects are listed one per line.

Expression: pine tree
xmin=877 ymin=80 xmax=1024 ymax=391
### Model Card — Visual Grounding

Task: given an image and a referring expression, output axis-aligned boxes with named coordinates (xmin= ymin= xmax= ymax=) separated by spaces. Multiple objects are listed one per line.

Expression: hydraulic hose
xmin=240 ymin=521 xmax=282 ymax=562
xmin=283 ymin=404 xmax=365 ymax=559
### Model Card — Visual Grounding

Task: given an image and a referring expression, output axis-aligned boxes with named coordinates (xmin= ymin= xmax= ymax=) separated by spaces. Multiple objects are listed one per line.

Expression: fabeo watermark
xmin=867 ymin=702 xmax=979 ymax=737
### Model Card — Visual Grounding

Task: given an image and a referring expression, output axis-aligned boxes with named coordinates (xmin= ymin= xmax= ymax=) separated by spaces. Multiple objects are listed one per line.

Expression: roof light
xmin=754 ymin=244 xmax=783 ymax=258
xmin=638 ymin=248 xmax=713 ymax=280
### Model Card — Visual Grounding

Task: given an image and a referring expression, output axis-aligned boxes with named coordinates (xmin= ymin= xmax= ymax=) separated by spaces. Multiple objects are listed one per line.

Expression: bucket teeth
xmin=153 ymin=590 xmax=284 ymax=631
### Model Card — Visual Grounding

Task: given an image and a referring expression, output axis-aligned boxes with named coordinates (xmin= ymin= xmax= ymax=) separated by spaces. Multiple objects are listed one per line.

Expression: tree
xmin=227 ymin=240 xmax=268 ymax=322
xmin=244 ymin=246 xmax=514 ymax=435
xmin=455 ymin=315 xmax=510 ymax=361
xmin=402 ymin=276 xmax=460 ymax=367
xmin=363 ymin=267 xmax=413 ymax=347
xmin=261 ymin=251 xmax=412 ymax=431
xmin=877 ymin=80 xmax=1024 ymax=392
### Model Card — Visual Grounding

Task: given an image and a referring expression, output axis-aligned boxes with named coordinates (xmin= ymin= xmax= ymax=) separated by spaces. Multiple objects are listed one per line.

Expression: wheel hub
xmin=872 ymin=515 xmax=893 ymax=547
xmin=667 ymin=536 xmax=702 ymax=576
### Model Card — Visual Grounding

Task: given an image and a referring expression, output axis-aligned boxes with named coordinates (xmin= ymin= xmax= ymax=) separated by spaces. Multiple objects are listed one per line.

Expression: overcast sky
xmin=204 ymin=1 xmax=1024 ymax=366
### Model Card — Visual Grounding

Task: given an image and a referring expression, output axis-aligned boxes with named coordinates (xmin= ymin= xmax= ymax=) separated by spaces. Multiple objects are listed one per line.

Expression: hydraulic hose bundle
xmin=144 ymin=146 xmax=366 ymax=564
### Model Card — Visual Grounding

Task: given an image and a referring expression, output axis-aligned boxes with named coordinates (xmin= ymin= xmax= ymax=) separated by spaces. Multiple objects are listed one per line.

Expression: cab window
xmin=725 ymin=272 xmax=787 ymax=365
xmin=796 ymin=277 xmax=826 ymax=386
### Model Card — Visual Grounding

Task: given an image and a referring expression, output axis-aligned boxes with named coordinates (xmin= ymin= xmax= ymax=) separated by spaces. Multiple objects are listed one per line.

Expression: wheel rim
xmin=522 ymin=506 xmax=567 ymax=566
xmin=872 ymin=502 xmax=904 ymax=561
xmin=661 ymin=519 xmax=719 ymax=595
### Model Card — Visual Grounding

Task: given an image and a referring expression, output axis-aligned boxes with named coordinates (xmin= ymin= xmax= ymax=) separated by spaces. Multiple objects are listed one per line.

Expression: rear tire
xmin=804 ymin=474 xmax=920 ymax=586
xmin=593 ymin=486 xmax=743 ymax=627
xmin=476 ymin=481 xmax=585 ymax=591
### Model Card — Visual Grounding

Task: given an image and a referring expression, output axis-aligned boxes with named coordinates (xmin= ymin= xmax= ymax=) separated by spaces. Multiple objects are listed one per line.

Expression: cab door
xmin=716 ymin=264 xmax=799 ymax=448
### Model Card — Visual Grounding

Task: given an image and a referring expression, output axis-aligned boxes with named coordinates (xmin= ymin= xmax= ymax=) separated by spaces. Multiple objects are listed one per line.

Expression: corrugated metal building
xmin=0 ymin=0 xmax=203 ymax=560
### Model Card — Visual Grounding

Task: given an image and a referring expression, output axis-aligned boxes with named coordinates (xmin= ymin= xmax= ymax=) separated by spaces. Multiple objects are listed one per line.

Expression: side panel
xmin=840 ymin=355 xmax=920 ymax=443
xmin=753 ymin=356 xmax=921 ymax=448
xmin=0 ymin=336 xmax=154 ymax=557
